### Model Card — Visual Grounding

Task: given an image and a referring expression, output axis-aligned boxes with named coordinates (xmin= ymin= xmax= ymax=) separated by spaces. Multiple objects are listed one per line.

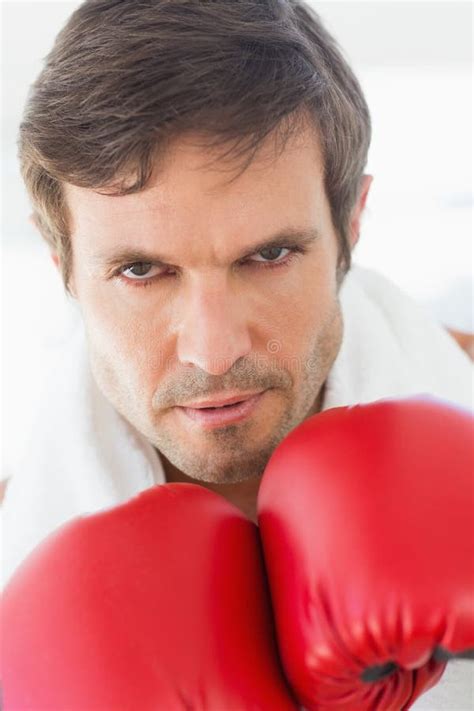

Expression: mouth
xmin=176 ymin=391 xmax=267 ymax=429
xmin=200 ymin=401 xmax=243 ymax=410
xmin=181 ymin=391 xmax=264 ymax=409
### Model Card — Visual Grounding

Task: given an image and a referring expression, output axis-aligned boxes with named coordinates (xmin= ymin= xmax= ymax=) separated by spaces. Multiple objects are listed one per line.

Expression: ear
xmin=28 ymin=212 xmax=39 ymax=231
xmin=348 ymin=174 xmax=373 ymax=250
xmin=50 ymin=252 xmax=76 ymax=297
xmin=29 ymin=214 xmax=63 ymax=276
xmin=50 ymin=252 xmax=61 ymax=271
xmin=29 ymin=213 xmax=77 ymax=296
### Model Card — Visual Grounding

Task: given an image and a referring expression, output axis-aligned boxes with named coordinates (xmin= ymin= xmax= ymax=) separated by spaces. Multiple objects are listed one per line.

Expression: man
xmin=2 ymin=1 xmax=472 ymax=708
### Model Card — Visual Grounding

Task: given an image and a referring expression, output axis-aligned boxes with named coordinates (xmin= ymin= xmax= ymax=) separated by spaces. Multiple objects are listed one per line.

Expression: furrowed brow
xmin=93 ymin=227 xmax=320 ymax=269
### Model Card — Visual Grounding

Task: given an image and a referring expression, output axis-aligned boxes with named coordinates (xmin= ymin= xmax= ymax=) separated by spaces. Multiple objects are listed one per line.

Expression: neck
xmin=162 ymin=456 xmax=261 ymax=524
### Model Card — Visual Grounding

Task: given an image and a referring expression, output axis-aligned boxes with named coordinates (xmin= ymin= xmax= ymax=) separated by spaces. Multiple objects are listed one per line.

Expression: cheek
xmin=78 ymin=265 xmax=170 ymax=348
xmin=80 ymin=288 xmax=169 ymax=394
xmin=263 ymin=258 xmax=337 ymax=352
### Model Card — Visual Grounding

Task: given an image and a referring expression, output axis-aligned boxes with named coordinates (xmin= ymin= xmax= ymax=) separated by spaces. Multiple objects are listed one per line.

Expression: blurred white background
xmin=1 ymin=0 xmax=473 ymax=480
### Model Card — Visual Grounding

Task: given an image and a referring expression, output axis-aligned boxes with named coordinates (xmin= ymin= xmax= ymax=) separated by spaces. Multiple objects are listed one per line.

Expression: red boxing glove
xmin=258 ymin=395 xmax=474 ymax=710
xmin=1 ymin=484 xmax=298 ymax=710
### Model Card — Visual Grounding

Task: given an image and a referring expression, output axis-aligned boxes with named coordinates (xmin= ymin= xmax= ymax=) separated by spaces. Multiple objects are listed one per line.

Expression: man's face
xmin=65 ymin=123 xmax=346 ymax=485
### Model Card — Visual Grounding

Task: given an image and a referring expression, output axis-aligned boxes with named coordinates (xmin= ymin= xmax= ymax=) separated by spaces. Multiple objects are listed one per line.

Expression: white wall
xmin=1 ymin=1 xmax=473 ymax=478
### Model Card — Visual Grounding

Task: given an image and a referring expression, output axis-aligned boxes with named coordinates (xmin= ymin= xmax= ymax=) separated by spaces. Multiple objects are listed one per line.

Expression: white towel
xmin=2 ymin=263 xmax=473 ymax=709
xmin=324 ymin=265 xmax=473 ymax=410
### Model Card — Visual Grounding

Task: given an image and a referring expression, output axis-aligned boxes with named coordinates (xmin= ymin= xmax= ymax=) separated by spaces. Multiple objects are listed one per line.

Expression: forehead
xmin=64 ymin=121 xmax=327 ymax=246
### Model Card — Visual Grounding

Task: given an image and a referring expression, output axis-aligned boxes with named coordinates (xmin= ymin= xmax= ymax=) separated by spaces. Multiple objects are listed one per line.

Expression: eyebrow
xmin=93 ymin=227 xmax=321 ymax=270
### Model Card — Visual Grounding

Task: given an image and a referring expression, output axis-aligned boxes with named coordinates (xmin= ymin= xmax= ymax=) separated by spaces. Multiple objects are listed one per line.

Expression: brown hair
xmin=19 ymin=0 xmax=371 ymax=293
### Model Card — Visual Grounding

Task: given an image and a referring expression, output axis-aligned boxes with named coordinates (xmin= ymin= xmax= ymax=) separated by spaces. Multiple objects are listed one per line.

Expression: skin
xmin=52 ymin=121 xmax=373 ymax=523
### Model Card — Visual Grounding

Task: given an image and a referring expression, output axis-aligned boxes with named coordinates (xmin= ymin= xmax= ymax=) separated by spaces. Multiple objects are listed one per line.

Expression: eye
xmin=248 ymin=246 xmax=291 ymax=264
xmin=119 ymin=262 xmax=170 ymax=281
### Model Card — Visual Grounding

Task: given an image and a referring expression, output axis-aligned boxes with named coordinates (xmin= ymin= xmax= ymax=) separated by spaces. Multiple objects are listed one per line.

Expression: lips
xmin=177 ymin=391 xmax=266 ymax=429
xmin=181 ymin=392 xmax=263 ymax=409
xmin=199 ymin=401 xmax=242 ymax=410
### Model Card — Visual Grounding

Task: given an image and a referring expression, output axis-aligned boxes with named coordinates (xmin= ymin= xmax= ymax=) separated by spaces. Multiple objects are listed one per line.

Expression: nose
xmin=176 ymin=275 xmax=252 ymax=376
